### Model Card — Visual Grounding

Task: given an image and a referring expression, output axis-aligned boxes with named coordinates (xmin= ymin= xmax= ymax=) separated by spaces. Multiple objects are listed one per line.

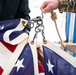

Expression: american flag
xmin=42 ymin=41 xmax=76 ymax=75
xmin=2 ymin=18 xmax=75 ymax=75
xmin=0 ymin=19 xmax=45 ymax=75
xmin=10 ymin=43 xmax=35 ymax=75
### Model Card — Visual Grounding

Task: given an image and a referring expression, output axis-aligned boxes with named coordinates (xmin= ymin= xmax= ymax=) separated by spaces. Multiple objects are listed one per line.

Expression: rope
xmin=51 ymin=11 xmax=65 ymax=49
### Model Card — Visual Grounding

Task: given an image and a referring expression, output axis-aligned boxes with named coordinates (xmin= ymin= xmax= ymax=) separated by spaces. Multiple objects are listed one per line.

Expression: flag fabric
xmin=9 ymin=43 xmax=34 ymax=75
xmin=42 ymin=41 xmax=76 ymax=75
xmin=0 ymin=18 xmax=28 ymax=75
xmin=0 ymin=18 xmax=44 ymax=75
xmin=0 ymin=18 xmax=28 ymax=45
xmin=1 ymin=18 xmax=76 ymax=75
xmin=10 ymin=42 xmax=45 ymax=75
xmin=66 ymin=12 xmax=76 ymax=43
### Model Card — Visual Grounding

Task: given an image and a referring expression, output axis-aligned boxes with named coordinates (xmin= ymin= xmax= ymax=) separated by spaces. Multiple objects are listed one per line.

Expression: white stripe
xmin=0 ymin=42 xmax=12 ymax=69
xmin=2 ymin=38 xmax=28 ymax=75
xmin=69 ymin=13 xmax=75 ymax=43
xmin=29 ymin=42 xmax=39 ymax=75
xmin=3 ymin=18 xmax=28 ymax=45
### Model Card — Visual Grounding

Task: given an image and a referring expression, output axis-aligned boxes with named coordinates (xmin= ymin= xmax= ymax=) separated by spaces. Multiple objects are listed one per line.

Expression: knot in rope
xmin=51 ymin=11 xmax=57 ymax=21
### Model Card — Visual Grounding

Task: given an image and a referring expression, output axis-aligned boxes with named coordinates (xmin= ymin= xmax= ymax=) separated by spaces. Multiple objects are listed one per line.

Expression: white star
xmin=47 ymin=59 xmax=54 ymax=74
xmin=14 ymin=58 xmax=24 ymax=72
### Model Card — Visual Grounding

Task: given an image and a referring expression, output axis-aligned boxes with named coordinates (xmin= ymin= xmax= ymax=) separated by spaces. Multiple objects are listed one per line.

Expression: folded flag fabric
xmin=1 ymin=18 xmax=76 ymax=75
xmin=0 ymin=18 xmax=28 ymax=45
xmin=0 ymin=19 xmax=45 ymax=75
xmin=0 ymin=18 xmax=28 ymax=75
xmin=42 ymin=41 xmax=76 ymax=75
xmin=0 ymin=41 xmax=45 ymax=75
xmin=9 ymin=43 xmax=34 ymax=75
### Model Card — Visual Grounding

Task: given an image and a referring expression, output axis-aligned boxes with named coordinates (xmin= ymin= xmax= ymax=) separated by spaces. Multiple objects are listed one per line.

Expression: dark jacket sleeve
xmin=16 ymin=0 xmax=31 ymax=33
xmin=16 ymin=0 xmax=30 ymax=20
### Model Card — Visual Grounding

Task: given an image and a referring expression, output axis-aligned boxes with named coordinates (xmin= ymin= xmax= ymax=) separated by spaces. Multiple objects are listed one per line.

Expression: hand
xmin=40 ymin=0 xmax=59 ymax=13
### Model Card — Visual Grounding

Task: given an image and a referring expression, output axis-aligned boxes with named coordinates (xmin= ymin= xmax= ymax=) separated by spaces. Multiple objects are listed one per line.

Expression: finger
xmin=43 ymin=4 xmax=52 ymax=13
xmin=40 ymin=1 xmax=48 ymax=13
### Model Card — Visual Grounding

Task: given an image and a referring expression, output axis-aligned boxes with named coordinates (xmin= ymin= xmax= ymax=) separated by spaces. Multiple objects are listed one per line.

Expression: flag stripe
xmin=2 ymin=38 xmax=28 ymax=75
xmin=0 ymin=40 xmax=17 ymax=52
xmin=0 ymin=66 xmax=3 ymax=75
xmin=0 ymin=42 xmax=12 ymax=70
xmin=29 ymin=42 xmax=39 ymax=75
xmin=3 ymin=19 xmax=28 ymax=45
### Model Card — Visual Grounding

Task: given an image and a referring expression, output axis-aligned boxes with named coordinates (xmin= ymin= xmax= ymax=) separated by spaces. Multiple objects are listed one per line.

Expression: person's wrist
xmin=58 ymin=0 xmax=68 ymax=13
xmin=58 ymin=0 xmax=76 ymax=13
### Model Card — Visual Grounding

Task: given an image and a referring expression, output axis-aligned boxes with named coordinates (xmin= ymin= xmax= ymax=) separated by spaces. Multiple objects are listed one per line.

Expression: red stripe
xmin=0 ymin=40 xmax=17 ymax=52
xmin=0 ymin=66 xmax=3 ymax=75
xmin=38 ymin=61 xmax=45 ymax=73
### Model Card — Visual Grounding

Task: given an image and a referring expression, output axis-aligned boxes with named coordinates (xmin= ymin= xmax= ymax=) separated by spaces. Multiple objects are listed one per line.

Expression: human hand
xmin=40 ymin=0 xmax=59 ymax=13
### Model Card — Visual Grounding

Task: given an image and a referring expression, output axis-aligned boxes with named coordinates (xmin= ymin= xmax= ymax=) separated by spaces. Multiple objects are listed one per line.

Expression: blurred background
xmin=29 ymin=0 xmax=66 ymax=45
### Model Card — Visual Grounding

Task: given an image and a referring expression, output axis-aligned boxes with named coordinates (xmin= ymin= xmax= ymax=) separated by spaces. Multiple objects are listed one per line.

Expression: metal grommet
xmin=22 ymin=21 xmax=26 ymax=26
xmin=43 ymin=40 xmax=47 ymax=44
xmin=30 ymin=41 xmax=34 ymax=45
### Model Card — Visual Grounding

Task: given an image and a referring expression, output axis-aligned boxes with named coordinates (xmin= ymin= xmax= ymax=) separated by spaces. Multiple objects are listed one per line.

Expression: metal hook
xmin=30 ymin=13 xmax=46 ymax=44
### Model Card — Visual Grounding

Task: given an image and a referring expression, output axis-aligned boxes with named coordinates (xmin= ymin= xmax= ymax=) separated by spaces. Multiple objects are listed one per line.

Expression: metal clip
xmin=30 ymin=13 xmax=46 ymax=44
